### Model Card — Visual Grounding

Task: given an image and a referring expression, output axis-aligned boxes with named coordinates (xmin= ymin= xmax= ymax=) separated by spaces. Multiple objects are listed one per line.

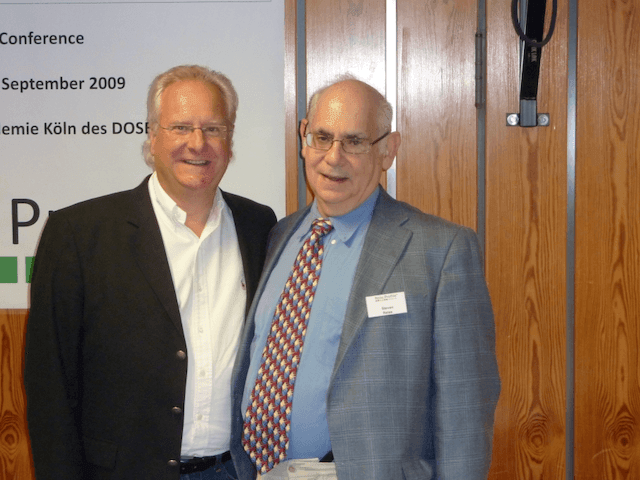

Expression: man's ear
xmin=381 ymin=132 xmax=401 ymax=171
xmin=149 ymin=125 xmax=158 ymax=156
xmin=299 ymin=119 xmax=309 ymax=157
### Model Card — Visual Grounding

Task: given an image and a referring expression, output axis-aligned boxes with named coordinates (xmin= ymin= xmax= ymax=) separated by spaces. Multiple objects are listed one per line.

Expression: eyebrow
xmin=343 ymin=133 xmax=366 ymax=140
xmin=313 ymin=128 xmax=367 ymax=139
xmin=168 ymin=121 xmax=226 ymax=126
xmin=313 ymin=128 xmax=333 ymax=136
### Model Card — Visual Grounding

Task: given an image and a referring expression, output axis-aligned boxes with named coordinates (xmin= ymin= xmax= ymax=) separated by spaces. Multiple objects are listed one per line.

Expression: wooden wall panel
xmin=0 ymin=310 xmax=33 ymax=480
xmin=285 ymin=0 xmax=301 ymax=215
xmin=397 ymin=0 xmax=478 ymax=228
xmin=485 ymin=0 xmax=568 ymax=478
xmin=574 ymin=0 xmax=640 ymax=477
xmin=305 ymin=0 xmax=386 ymax=100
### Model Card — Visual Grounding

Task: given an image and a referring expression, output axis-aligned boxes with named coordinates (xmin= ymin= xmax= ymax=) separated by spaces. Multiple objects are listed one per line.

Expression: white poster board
xmin=0 ymin=0 xmax=285 ymax=307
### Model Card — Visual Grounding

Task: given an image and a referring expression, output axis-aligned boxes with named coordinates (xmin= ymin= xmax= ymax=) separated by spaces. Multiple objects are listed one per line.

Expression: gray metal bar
xmin=566 ymin=0 xmax=577 ymax=475
xmin=477 ymin=0 xmax=487 ymax=256
xmin=386 ymin=0 xmax=397 ymax=199
xmin=297 ymin=0 xmax=307 ymax=210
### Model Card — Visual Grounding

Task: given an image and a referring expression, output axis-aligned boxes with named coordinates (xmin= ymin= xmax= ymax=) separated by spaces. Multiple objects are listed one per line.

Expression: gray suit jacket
xmin=231 ymin=188 xmax=500 ymax=479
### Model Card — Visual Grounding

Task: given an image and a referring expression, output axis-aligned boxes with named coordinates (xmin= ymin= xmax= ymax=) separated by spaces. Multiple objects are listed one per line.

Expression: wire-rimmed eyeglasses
xmin=159 ymin=124 xmax=230 ymax=139
xmin=305 ymin=130 xmax=390 ymax=154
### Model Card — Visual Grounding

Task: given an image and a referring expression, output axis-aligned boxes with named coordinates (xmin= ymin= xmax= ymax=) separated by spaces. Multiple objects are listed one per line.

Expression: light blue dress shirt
xmin=242 ymin=188 xmax=380 ymax=459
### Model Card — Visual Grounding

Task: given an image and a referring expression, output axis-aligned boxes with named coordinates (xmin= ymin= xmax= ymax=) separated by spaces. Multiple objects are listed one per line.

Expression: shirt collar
xmin=149 ymin=171 xmax=224 ymax=232
xmin=301 ymin=187 xmax=380 ymax=244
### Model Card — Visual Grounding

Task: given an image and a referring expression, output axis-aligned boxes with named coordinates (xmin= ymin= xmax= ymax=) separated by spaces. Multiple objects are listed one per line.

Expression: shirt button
xmin=171 ymin=406 xmax=182 ymax=415
xmin=288 ymin=466 xmax=296 ymax=473
xmin=168 ymin=459 xmax=179 ymax=468
xmin=176 ymin=350 xmax=186 ymax=360
xmin=331 ymin=239 xmax=337 ymax=245
xmin=197 ymin=414 xmax=203 ymax=421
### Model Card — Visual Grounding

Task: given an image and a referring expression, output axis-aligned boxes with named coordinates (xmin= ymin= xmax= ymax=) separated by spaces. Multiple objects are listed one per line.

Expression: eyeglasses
xmin=305 ymin=130 xmax=390 ymax=154
xmin=159 ymin=124 xmax=230 ymax=139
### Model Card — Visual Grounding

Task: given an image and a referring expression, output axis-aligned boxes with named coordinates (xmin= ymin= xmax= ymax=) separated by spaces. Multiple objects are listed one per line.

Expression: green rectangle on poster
xmin=26 ymin=257 xmax=34 ymax=284
xmin=0 ymin=257 xmax=18 ymax=283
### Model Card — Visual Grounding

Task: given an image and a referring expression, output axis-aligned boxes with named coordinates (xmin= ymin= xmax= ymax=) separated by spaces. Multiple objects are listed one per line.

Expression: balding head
xmin=306 ymin=78 xmax=393 ymax=136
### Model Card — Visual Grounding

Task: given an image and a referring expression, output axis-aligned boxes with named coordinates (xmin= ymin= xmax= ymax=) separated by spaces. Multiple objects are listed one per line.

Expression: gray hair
xmin=306 ymin=75 xmax=393 ymax=134
xmin=142 ymin=65 xmax=238 ymax=167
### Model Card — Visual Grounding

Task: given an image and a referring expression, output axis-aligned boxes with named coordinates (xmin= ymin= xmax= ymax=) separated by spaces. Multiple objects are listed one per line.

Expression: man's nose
xmin=186 ymin=128 xmax=207 ymax=150
xmin=324 ymin=140 xmax=345 ymax=164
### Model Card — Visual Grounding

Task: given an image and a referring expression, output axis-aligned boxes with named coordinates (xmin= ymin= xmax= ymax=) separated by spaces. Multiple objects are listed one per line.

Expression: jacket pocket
xmin=83 ymin=435 xmax=118 ymax=470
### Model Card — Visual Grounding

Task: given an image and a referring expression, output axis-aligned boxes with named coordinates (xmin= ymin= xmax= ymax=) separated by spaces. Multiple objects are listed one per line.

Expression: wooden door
xmin=574 ymin=0 xmax=640 ymax=477
xmin=485 ymin=0 xmax=569 ymax=477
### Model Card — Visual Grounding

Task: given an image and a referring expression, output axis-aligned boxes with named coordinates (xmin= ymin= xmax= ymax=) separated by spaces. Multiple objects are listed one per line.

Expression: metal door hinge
xmin=475 ymin=32 xmax=485 ymax=108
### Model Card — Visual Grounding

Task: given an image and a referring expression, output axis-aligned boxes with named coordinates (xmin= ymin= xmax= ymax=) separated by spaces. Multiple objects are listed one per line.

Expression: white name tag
xmin=365 ymin=292 xmax=408 ymax=318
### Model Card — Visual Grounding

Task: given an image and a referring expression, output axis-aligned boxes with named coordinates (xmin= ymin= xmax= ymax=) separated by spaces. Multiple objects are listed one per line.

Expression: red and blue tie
xmin=242 ymin=218 xmax=333 ymax=474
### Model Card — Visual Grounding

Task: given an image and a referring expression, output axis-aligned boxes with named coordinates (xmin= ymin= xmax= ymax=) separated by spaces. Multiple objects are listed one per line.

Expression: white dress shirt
xmin=148 ymin=172 xmax=246 ymax=456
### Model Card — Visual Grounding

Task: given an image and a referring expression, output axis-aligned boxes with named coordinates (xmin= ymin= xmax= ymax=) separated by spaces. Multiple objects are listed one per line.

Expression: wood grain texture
xmin=303 ymin=0 xmax=387 ymax=205
xmin=305 ymin=0 xmax=386 ymax=100
xmin=0 ymin=309 xmax=33 ymax=480
xmin=285 ymin=0 xmax=300 ymax=215
xmin=485 ymin=0 xmax=568 ymax=478
xmin=397 ymin=0 xmax=478 ymax=228
xmin=574 ymin=0 xmax=640 ymax=477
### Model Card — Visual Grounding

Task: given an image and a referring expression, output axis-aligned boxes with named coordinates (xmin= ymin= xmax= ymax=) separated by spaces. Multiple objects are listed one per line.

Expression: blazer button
xmin=176 ymin=350 xmax=186 ymax=360
xmin=168 ymin=459 xmax=179 ymax=468
xmin=172 ymin=406 xmax=183 ymax=416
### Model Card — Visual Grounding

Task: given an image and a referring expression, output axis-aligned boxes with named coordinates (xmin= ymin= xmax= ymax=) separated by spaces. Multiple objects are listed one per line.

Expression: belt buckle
xmin=179 ymin=456 xmax=216 ymax=474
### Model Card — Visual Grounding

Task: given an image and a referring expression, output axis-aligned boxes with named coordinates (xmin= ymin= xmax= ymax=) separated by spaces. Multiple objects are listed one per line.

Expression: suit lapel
xmin=331 ymin=190 xmax=413 ymax=376
xmin=127 ymin=178 xmax=183 ymax=336
xmin=234 ymin=192 xmax=412 ymax=397
xmin=223 ymin=192 xmax=259 ymax=314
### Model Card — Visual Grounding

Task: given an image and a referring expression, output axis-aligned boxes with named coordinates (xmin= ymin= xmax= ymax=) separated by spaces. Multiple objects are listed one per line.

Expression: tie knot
xmin=311 ymin=218 xmax=333 ymax=237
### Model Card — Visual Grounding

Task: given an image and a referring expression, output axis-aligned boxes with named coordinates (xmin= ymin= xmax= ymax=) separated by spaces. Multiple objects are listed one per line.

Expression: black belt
xmin=320 ymin=451 xmax=334 ymax=462
xmin=179 ymin=452 xmax=232 ymax=474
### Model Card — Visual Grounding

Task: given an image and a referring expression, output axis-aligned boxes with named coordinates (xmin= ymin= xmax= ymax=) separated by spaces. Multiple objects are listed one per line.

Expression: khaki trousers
xmin=256 ymin=458 xmax=337 ymax=480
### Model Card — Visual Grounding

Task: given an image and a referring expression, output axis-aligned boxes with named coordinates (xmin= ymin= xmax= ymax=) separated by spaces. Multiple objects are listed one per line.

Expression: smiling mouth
xmin=322 ymin=173 xmax=347 ymax=182
xmin=183 ymin=159 xmax=210 ymax=166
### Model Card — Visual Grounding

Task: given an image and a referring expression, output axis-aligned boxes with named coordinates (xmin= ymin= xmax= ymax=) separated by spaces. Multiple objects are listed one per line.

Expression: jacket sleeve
xmin=432 ymin=227 xmax=501 ymax=479
xmin=24 ymin=211 xmax=87 ymax=479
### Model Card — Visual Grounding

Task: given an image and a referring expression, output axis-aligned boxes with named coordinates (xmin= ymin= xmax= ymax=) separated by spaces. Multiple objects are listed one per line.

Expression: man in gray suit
xmin=230 ymin=78 xmax=500 ymax=479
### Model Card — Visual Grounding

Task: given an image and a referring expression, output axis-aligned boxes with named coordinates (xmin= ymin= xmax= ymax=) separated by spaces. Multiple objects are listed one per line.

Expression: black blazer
xmin=24 ymin=177 xmax=277 ymax=480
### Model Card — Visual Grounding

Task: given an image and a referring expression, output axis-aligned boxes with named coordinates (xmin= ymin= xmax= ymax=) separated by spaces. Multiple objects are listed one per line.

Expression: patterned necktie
xmin=243 ymin=218 xmax=333 ymax=474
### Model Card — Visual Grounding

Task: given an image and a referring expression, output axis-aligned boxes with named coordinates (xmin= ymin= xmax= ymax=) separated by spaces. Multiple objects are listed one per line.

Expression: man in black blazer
xmin=24 ymin=65 xmax=277 ymax=480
